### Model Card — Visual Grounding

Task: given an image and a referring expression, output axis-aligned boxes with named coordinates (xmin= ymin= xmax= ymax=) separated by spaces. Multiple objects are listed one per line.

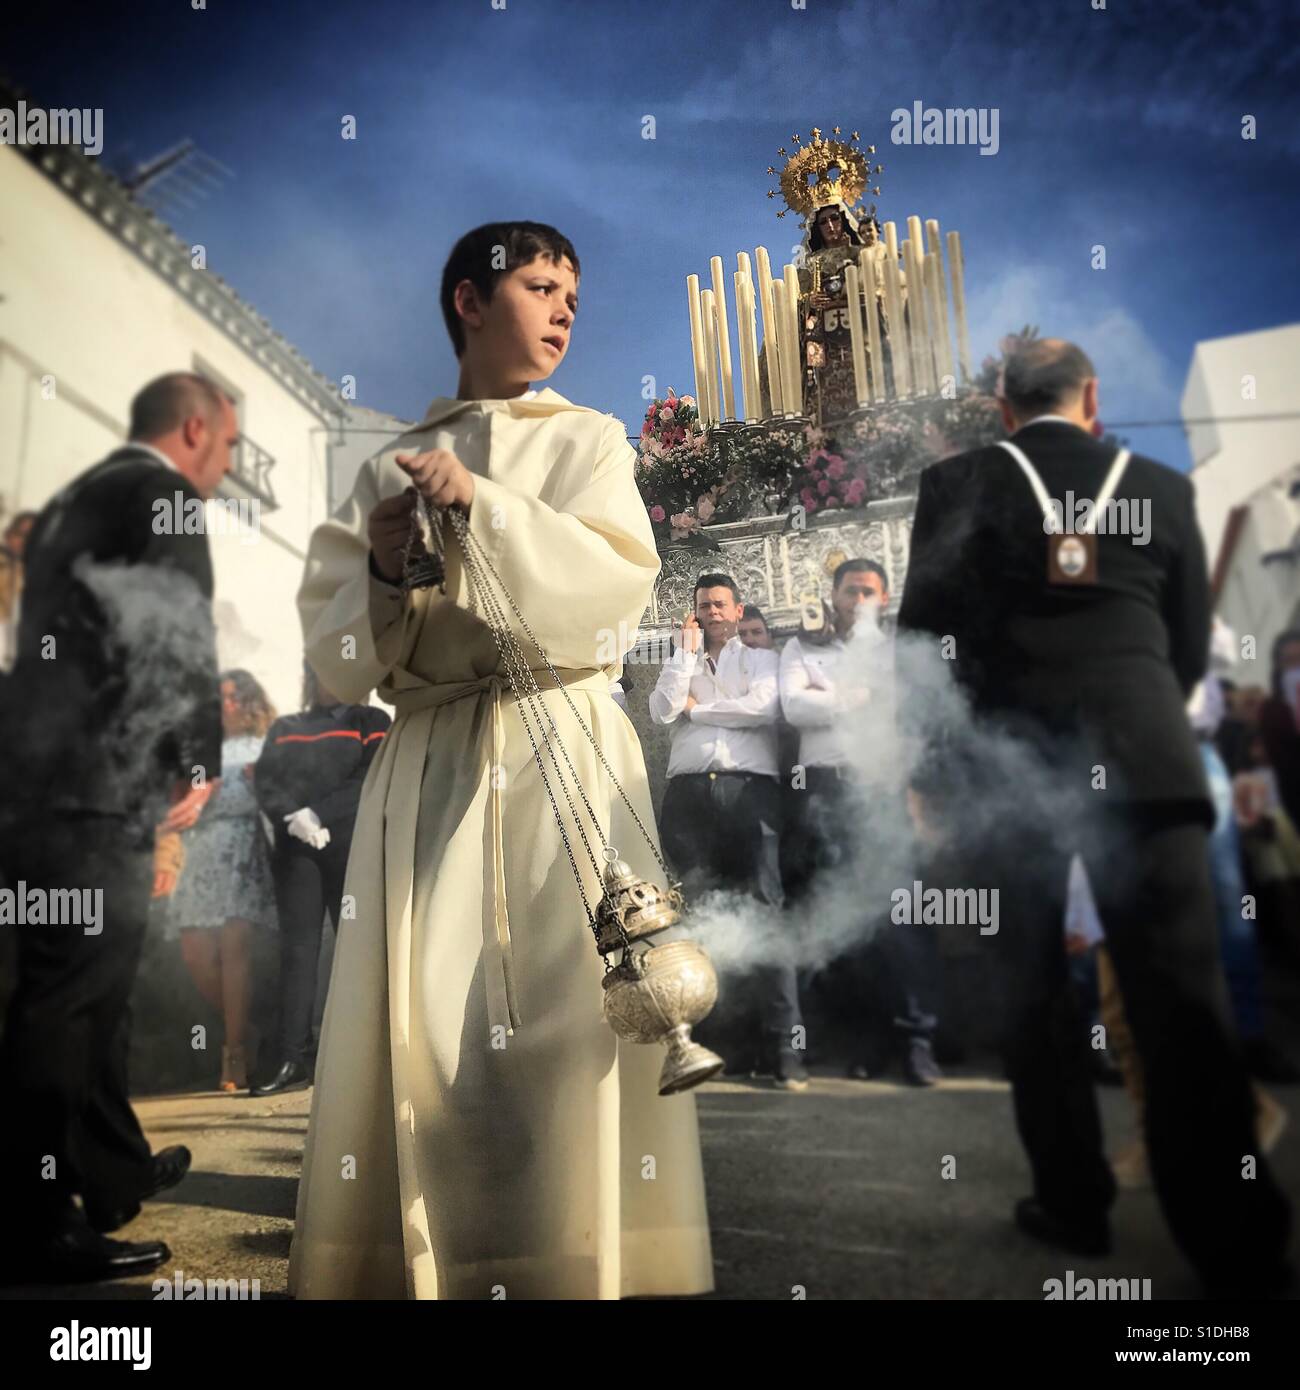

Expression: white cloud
xmin=964 ymin=262 xmax=1178 ymax=421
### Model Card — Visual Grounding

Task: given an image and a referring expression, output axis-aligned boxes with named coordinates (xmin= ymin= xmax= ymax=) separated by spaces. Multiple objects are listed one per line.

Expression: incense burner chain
xmin=402 ymin=494 xmax=723 ymax=1095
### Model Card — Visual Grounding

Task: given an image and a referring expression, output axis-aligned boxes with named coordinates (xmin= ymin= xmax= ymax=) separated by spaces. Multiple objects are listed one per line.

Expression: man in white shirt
xmin=650 ymin=572 xmax=807 ymax=1089
xmin=780 ymin=558 xmax=943 ymax=1086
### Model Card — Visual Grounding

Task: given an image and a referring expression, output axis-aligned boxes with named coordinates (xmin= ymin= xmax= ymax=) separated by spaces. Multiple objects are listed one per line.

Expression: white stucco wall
xmin=0 ymin=145 xmax=335 ymax=716
xmin=1182 ymin=324 xmax=1300 ymax=576
xmin=1212 ymin=468 xmax=1300 ymax=683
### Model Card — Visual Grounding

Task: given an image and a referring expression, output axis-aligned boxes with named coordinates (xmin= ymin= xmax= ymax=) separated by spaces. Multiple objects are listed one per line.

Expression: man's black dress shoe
xmin=2 ymin=1226 xmax=171 ymax=1285
xmin=144 ymin=1146 xmax=192 ymax=1199
xmin=1014 ymin=1197 xmax=1111 ymax=1257
xmin=86 ymin=1145 xmax=192 ymax=1234
xmin=250 ymin=1058 xmax=312 ymax=1097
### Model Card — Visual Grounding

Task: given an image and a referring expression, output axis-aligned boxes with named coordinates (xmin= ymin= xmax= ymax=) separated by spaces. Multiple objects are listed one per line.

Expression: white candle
xmin=743 ymin=274 xmax=762 ymax=420
xmin=882 ymin=246 xmax=908 ymax=397
xmin=709 ymin=255 xmax=737 ymax=421
xmin=925 ymin=219 xmax=954 ymax=383
xmin=734 ymin=270 xmax=760 ymax=422
xmin=686 ymin=274 xmax=710 ymax=424
xmin=844 ymin=263 xmax=869 ymax=408
xmin=755 ymin=247 xmax=784 ymax=415
xmin=901 ymin=238 xmax=931 ymax=393
xmin=907 ymin=217 xmax=934 ymax=390
xmin=700 ymin=288 xmax=720 ymax=427
xmin=739 ymin=252 xmax=756 ymax=411
xmin=925 ymin=252 xmax=946 ymax=392
xmin=884 ymin=219 xmax=899 ymax=264
xmin=782 ymin=263 xmax=803 ymax=416
xmin=771 ymin=279 xmax=790 ymax=416
xmin=947 ymin=229 xmax=972 ymax=384
xmin=860 ymin=249 xmax=884 ymax=402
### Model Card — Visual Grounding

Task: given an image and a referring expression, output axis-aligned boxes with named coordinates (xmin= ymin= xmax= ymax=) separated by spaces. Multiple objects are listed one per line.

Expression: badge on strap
xmin=1048 ymin=532 xmax=1097 ymax=585
xmin=996 ymin=441 xmax=1131 ymax=588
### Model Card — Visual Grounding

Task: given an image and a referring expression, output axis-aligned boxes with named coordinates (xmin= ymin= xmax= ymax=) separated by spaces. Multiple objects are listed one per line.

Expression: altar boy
xmin=289 ymin=223 xmax=712 ymax=1300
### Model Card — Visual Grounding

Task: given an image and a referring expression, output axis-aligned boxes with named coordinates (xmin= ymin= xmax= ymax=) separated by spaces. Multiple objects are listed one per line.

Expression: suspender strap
xmin=996 ymin=439 xmax=1131 ymax=536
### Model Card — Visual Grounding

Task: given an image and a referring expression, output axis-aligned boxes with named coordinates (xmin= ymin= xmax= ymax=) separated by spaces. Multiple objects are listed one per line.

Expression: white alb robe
xmin=287 ymin=388 xmax=713 ymax=1299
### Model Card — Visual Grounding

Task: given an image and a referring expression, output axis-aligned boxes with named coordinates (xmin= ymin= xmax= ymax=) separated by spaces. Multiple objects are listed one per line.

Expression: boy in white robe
xmin=288 ymin=222 xmax=713 ymax=1300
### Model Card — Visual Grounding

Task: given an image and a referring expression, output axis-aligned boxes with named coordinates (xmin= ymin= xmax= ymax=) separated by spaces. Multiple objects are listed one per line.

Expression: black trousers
xmin=269 ymin=830 xmax=350 ymax=1065
xmin=0 ymin=812 xmax=156 ymax=1239
xmin=784 ymin=768 xmax=941 ymax=1054
xmin=979 ymin=803 xmax=1290 ymax=1283
xmin=659 ymin=771 xmax=801 ymax=1057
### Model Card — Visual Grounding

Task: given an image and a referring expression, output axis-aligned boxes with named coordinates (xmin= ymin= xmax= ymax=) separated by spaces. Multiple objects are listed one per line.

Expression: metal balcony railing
xmin=223 ymin=435 xmax=278 ymax=510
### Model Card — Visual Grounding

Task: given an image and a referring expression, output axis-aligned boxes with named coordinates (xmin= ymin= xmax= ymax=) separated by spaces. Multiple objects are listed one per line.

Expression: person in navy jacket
xmin=249 ymin=662 xmax=389 ymax=1095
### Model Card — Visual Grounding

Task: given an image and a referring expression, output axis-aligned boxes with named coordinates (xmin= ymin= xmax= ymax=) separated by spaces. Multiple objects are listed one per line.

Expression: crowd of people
xmin=649 ymin=564 xmax=944 ymax=1090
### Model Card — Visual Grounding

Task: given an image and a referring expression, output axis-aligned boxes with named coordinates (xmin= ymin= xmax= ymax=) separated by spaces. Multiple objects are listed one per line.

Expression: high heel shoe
xmin=220 ymin=1043 xmax=248 ymax=1092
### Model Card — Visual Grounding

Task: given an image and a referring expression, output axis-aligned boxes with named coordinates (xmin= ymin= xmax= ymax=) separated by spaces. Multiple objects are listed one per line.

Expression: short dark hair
xmin=129 ymin=372 xmax=229 ymax=442
xmin=694 ymin=572 xmax=740 ymax=604
xmin=1001 ymin=339 xmax=1096 ymax=418
xmin=739 ymin=603 xmax=770 ymax=631
xmin=440 ymin=221 xmax=580 ymax=358
xmin=832 ymin=558 xmax=888 ymax=592
xmin=219 ymin=667 xmax=277 ymax=737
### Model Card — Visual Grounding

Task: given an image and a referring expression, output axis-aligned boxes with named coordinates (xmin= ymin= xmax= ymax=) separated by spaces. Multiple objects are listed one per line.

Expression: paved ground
xmin=5 ymin=1059 xmax=1297 ymax=1301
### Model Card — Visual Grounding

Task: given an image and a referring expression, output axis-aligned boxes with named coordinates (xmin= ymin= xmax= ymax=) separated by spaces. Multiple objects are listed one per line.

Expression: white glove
xmin=308 ymin=826 xmax=331 ymax=851
xmin=284 ymin=807 xmax=324 ymax=845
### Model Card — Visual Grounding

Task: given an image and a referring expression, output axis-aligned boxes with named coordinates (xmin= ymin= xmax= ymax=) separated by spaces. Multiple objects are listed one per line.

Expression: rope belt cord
xmin=996 ymin=439 xmax=1131 ymax=535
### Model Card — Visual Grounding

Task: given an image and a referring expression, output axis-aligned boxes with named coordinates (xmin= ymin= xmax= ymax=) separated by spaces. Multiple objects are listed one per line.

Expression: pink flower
xmin=660 ymin=406 xmax=674 ymax=423
xmin=697 ymin=495 xmax=716 ymax=523
xmin=649 ymin=504 xmax=666 ymax=522
xmin=800 ymin=488 xmax=815 ymax=507
xmin=824 ymin=496 xmax=840 ymax=508
xmin=826 ymin=456 xmax=846 ymax=480
xmin=680 ymin=395 xmax=696 ymax=407
xmin=817 ymin=479 xmax=830 ymax=495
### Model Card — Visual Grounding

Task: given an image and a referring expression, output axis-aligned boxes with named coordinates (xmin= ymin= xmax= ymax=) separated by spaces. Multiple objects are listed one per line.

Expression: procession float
xmin=624 ymin=123 xmax=1018 ymax=798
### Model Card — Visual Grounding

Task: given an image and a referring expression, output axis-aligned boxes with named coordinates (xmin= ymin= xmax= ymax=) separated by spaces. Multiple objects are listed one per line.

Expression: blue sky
xmin=8 ymin=0 xmax=1299 ymax=469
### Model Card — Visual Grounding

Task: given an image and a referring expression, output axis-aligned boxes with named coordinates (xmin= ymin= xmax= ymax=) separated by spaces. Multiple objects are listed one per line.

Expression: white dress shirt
xmin=1016 ymin=413 xmax=1081 ymax=431
xmin=128 ymin=440 xmax=182 ymax=474
xmin=648 ymin=634 xmax=780 ymax=777
xmin=780 ymin=620 xmax=893 ymax=771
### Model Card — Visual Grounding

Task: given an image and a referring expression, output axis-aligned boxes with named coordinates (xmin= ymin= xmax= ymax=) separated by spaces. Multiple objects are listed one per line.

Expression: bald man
xmin=0 ymin=373 xmax=232 ymax=1284
xmin=898 ymin=338 xmax=1290 ymax=1297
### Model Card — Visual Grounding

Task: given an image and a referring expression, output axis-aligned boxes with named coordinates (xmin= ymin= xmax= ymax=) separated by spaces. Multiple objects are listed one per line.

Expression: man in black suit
xmin=0 ymin=372 xmax=233 ymax=1283
xmin=897 ymin=339 xmax=1290 ymax=1296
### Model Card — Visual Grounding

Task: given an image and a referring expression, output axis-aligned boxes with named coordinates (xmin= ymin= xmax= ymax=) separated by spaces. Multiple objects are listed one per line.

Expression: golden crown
xmin=765 ymin=125 xmax=884 ymax=223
